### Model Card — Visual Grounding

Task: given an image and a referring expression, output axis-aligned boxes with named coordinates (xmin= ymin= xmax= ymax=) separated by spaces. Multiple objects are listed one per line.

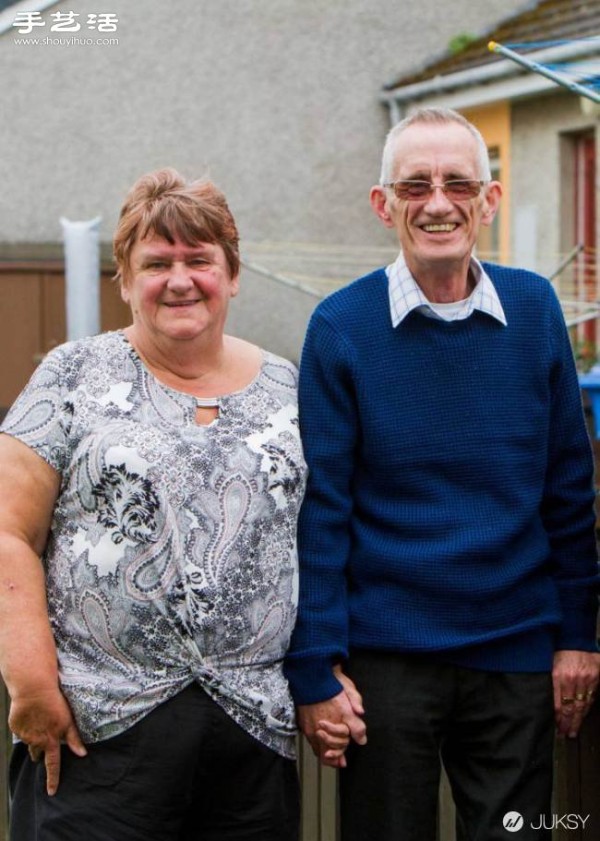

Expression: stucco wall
xmin=1 ymin=0 xmax=528 ymax=249
xmin=0 ymin=0 xmax=529 ymax=360
xmin=227 ymin=268 xmax=319 ymax=365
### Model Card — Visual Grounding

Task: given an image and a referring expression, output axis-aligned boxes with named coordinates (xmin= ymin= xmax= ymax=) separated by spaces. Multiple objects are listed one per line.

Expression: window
xmin=476 ymin=147 xmax=501 ymax=262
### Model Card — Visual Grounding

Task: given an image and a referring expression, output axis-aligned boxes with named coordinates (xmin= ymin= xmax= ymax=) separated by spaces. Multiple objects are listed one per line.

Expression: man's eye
xmin=147 ymin=261 xmax=167 ymax=269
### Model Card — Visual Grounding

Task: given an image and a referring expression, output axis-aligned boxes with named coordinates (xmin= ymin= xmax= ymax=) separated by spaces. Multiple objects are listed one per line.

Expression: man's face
xmin=371 ymin=122 xmax=501 ymax=282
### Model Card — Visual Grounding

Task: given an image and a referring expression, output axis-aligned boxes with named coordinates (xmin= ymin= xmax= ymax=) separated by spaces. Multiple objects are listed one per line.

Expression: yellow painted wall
xmin=462 ymin=102 xmax=511 ymax=263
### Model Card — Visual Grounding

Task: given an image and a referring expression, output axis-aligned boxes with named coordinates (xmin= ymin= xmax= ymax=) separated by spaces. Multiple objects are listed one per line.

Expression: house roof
xmin=384 ymin=0 xmax=600 ymax=91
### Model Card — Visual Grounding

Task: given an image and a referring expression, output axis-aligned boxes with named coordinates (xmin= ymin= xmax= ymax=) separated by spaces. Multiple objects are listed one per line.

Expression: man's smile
xmin=420 ymin=223 xmax=458 ymax=233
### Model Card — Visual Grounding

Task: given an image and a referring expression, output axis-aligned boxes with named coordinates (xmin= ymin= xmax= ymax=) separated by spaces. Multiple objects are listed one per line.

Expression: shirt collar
xmin=386 ymin=251 xmax=507 ymax=328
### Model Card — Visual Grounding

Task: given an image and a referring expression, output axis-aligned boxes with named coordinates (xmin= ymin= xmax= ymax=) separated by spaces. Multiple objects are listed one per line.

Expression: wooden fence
xmin=0 ymin=257 xmax=129 ymax=414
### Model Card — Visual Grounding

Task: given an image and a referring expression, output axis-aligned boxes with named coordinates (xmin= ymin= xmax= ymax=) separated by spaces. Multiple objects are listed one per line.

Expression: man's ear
xmin=370 ymin=186 xmax=395 ymax=228
xmin=480 ymin=181 xmax=502 ymax=227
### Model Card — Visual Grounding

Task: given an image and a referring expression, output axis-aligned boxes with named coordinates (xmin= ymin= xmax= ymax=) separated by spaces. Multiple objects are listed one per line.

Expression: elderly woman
xmin=0 ymin=169 xmax=307 ymax=841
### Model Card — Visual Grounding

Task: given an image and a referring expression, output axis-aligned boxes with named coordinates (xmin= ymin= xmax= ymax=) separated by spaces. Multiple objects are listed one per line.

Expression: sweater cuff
xmin=284 ymin=655 xmax=344 ymax=705
xmin=555 ymin=591 xmax=599 ymax=652
xmin=555 ymin=620 xmax=599 ymax=652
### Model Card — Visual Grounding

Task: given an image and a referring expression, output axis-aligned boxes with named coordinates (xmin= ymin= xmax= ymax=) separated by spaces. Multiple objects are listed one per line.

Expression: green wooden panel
xmin=299 ymin=737 xmax=320 ymax=841
xmin=297 ymin=737 xmax=339 ymax=841
xmin=438 ymin=768 xmax=456 ymax=841
xmin=319 ymin=766 xmax=338 ymax=841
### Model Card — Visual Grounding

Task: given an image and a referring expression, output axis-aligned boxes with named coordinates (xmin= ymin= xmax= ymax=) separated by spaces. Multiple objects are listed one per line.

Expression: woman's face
xmin=122 ymin=233 xmax=239 ymax=346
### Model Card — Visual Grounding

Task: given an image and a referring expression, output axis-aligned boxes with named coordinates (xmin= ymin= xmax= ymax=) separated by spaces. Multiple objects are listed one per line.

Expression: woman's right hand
xmin=0 ymin=436 xmax=86 ymax=795
xmin=9 ymin=686 xmax=87 ymax=795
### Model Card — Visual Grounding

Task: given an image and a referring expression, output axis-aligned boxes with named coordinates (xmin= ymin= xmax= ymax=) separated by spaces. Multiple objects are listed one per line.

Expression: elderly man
xmin=285 ymin=107 xmax=599 ymax=841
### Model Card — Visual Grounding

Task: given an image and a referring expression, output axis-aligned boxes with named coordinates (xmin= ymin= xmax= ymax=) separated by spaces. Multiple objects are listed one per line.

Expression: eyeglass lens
xmin=393 ymin=180 xmax=482 ymax=200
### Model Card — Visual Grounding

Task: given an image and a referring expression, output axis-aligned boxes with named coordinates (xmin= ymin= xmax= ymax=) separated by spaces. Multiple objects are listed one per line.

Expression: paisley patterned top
xmin=1 ymin=331 xmax=306 ymax=758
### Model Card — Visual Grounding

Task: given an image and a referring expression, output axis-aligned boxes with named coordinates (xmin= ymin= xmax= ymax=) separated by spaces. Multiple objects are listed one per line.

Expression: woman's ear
xmin=120 ymin=277 xmax=130 ymax=305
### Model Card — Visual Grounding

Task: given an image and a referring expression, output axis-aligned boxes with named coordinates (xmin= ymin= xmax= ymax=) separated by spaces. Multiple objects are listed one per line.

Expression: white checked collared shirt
xmin=386 ymin=251 xmax=507 ymax=328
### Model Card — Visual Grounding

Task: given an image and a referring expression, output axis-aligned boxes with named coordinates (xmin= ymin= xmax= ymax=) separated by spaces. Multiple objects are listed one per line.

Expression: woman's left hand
xmin=315 ymin=718 xmax=351 ymax=766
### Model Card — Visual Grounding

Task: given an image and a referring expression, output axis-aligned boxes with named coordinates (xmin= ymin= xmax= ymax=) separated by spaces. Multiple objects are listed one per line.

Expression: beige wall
xmin=510 ymin=91 xmax=599 ymax=278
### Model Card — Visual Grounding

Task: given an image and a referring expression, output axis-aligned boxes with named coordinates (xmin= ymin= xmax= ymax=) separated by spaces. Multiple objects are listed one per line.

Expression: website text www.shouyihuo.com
xmin=14 ymin=35 xmax=119 ymax=46
xmin=11 ymin=10 xmax=119 ymax=46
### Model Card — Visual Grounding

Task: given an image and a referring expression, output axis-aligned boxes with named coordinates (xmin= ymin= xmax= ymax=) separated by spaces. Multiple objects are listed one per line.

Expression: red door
xmin=574 ymin=134 xmax=596 ymax=346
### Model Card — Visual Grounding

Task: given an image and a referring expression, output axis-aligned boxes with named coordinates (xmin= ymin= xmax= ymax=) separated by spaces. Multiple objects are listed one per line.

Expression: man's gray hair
xmin=379 ymin=107 xmax=492 ymax=184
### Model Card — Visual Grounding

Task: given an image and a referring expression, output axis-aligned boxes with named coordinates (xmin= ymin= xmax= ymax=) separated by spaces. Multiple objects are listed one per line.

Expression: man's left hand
xmin=552 ymin=649 xmax=600 ymax=738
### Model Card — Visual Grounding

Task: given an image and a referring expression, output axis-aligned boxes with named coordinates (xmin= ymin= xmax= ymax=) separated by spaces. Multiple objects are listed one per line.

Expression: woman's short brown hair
xmin=113 ymin=168 xmax=240 ymax=285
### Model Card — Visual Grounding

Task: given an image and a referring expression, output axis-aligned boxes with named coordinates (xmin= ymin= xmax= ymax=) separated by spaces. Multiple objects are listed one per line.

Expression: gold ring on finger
xmin=575 ymin=693 xmax=586 ymax=702
xmin=561 ymin=697 xmax=575 ymax=705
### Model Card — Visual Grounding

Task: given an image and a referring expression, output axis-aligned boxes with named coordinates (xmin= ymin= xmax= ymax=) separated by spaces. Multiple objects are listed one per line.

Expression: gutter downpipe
xmin=389 ymin=98 xmax=404 ymax=125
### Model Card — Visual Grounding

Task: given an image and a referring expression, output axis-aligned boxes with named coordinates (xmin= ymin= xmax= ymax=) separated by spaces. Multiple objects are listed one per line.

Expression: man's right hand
xmin=297 ymin=668 xmax=367 ymax=768
xmin=9 ymin=686 xmax=87 ymax=796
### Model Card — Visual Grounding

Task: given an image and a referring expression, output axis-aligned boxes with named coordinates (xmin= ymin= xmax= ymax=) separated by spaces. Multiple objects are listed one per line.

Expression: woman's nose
xmin=167 ymin=262 xmax=193 ymax=288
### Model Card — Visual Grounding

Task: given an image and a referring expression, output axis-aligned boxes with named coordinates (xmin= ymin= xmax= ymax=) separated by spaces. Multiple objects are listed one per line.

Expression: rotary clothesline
xmin=488 ymin=39 xmax=600 ymax=103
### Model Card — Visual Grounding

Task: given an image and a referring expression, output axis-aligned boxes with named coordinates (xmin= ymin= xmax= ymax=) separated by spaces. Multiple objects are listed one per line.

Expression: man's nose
xmin=423 ymin=184 xmax=454 ymax=212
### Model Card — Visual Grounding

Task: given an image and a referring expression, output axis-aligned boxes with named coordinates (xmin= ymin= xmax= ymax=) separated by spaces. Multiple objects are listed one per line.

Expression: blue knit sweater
xmin=284 ymin=264 xmax=599 ymax=706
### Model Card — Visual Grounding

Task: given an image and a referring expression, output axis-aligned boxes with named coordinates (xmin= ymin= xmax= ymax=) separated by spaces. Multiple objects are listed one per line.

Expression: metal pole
xmin=548 ymin=243 xmax=585 ymax=281
xmin=488 ymin=41 xmax=600 ymax=104
xmin=565 ymin=309 xmax=600 ymax=329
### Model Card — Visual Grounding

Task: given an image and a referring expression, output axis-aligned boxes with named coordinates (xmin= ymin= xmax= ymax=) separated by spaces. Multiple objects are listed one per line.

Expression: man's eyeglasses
xmin=383 ymin=180 xmax=488 ymax=201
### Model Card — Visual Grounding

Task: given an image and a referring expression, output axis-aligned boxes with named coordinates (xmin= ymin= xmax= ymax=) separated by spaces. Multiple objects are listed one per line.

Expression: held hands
xmin=9 ymin=686 xmax=87 ymax=795
xmin=297 ymin=665 xmax=367 ymax=768
xmin=552 ymin=649 xmax=600 ymax=739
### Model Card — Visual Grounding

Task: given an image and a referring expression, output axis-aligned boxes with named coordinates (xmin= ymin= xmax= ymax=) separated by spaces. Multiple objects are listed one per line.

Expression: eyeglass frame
xmin=382 ymin=179 xmax=489 ymax=201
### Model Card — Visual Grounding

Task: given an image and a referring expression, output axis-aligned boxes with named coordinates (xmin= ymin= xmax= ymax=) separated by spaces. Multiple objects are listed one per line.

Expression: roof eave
xmin=0 ymin=0 xmax=61 ymax=35
xmin=391 ymin=73 xmax=562 ymax=114
xmin=381 ymin=38 xmax=600 ymax=106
